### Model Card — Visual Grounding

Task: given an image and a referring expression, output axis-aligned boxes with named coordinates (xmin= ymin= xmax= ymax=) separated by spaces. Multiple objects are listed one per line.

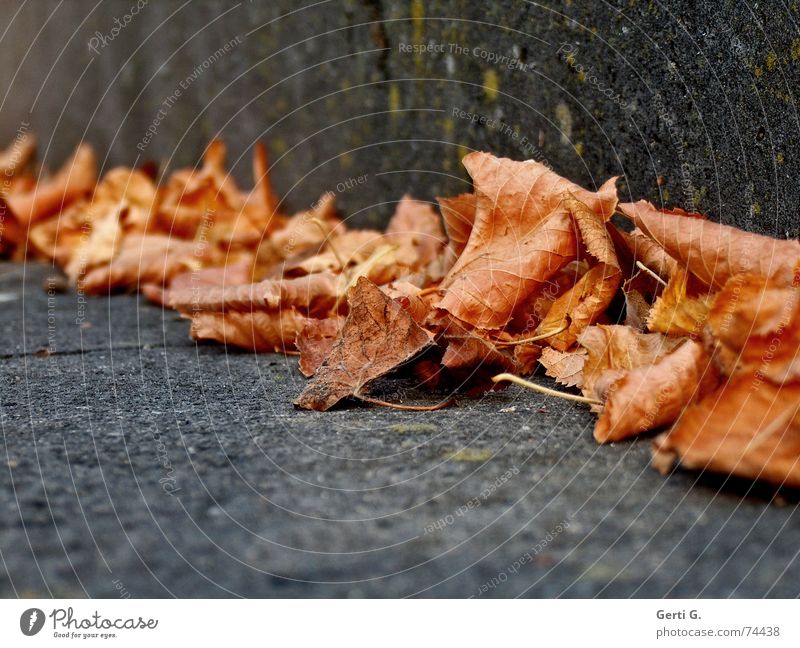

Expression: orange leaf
xmin=539 ymin=347 xmax=586 ymax=387
xmin=439 ymin=316 xmax=519 ymax=388
xmin=646 ymin=268 xmax=714 ymax=337
xmin=385 ymin=194 xmax=447 ymax=268
xmin=620 ymin=200 xmax=800 ymax=289
xmin=534 ymin=196 xmax=622 ymax=350
xmin=706 ymin=273 xmax=800 ymax=383
xmin=3 ymin=143 xmax=96 ymax=227
xmin=165 ymin=272 xmax=338 ymax=317
xmin=80 ymin=234 xmax=223 ymax=294
xmin=296 ymin=316 xmax=345 ymax=377
xmin=652 ymin=374 xmax=800 ymax=487
xmin=578 ymin=324 xmax=686 ymax=397
xmin=593 ymin=339 xmax=720 ymax=443
xmin=436 ymin=153 xmax=617 ymax=329
xmin=437 ymin=192 xmax=475 ymax=257
xmin=190 ymin=309 xmax=310 ymax=353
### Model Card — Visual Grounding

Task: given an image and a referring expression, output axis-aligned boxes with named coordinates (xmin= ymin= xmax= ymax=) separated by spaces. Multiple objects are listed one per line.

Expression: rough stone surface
xmin=1 ymin=0 xmax=799 ymax=234
xmin=2 ymin=1 xmax=800 ymax=598
xmin=1 ymin=262 xmax=799 ymax=598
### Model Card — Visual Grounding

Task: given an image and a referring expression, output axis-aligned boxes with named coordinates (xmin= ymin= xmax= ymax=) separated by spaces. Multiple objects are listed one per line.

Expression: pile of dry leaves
xmin=2 ymin=134 xmax=798 ymax=491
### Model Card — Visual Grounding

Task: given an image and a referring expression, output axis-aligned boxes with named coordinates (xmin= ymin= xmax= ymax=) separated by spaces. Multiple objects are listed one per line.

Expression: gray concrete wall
xmin=1 ymin=0 xmax=798 ymax=233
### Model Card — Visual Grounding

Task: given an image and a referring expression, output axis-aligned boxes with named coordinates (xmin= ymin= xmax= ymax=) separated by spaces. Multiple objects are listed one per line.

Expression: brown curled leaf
xmin=167 ymin=273 xmax=338 ymax=353
xmin=165 ymin=272 xmax=339 ymax=317
xmin=3 ymin=143 xmax=96 ymax=227
xmin=267 ymin=192 xmax=344 ymax=260
xmin=506 ymin=260 xmax=587 ymax=333
xmin=246 ymin=140 xmax=282 ymax=229
xmin=383 ymin=283 xmax=434 ymax=325
xmin=705 ymin=273 xmax=800 ymax=383
xmin=578 ymin=324 xmax=686 ymax=397
xmin=283 ymin=229 xmax=384 ymax=277
xmin=28 ymin=167 xmax=157 ymax=270
xmin=385 ymin=194 xmax=447 ymax=268
xmin=436 ymin=152 xmax=618 ymax=329
xmin=439 ymin=316 xmax=519 ymax=389
xmin=652 ymin=374 xmax=800 ymax=488
xmin=647 ymin=268 xmax=714 ymax=337
xmin=539 ymin=346 xmax=587 ymax=388
xmin=593 ymin=339 xmax=720 ymax=443
xmin=622 ymin=284 xmax=651 ymax=331
xmin=296 ymin=316 xmax=345 ymax=377
xmin=535 ymin=263 xmax=619 ymax=351
xmin=189 ymin=308 xmax=310 ymax=353
xmin=294 ymin=277 xmax=434 ymax=411
xmin=437 ymin=192 xmax=476 ymax=258
xmin=513 ymin=344 xmax=542 ymax=375
xmin=79 ymin=234 xmax=224 ymax=294
xmin=533 ymin=196 xmax=622 ymax=350
xmin=143 ymin=261 xmax=255 ymax=306
xmin=623 ymin=226 xmax=678 ymax=281
xmin=620 ymin=200 xmax=800 ymax=289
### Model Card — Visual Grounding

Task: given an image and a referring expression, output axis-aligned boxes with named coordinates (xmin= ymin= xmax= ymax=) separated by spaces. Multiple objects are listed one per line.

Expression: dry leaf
xmin=706 ymin=273 xmax=800 ymax=383
xmin=533 ymin=196 xmax=621 ymax=350
xmin=296 ymin=316 xmax=345 ymax=377
xmin=266 ymin=192 xmax=344 ymax=263
xmin=153 ymin=140 xmax=286 ymax=254
xmin=169 ymin=273 xmax=340 ymax=353
xmin=295 ymin=277 xmax=434 ymax=410
xmin=623 ymin=226 xmax=678 ymax=281
xmin=154 ymin=139 xmax=242 ymax=235
xmin=536 ymin=265 xmax=618 ymax=351
xmin=593 ymin=339 xmax=720 ymax=443
xmin=513 ymin=344 xmax=542 ymax=375
xmin=620 ymin=200 xmax=800 ymax=289
xmin=507 ymin=260 xmax=587 ymax=332
xmin=439 ymin=316 xmax=519 ymax=388
xmin=652 ymin=373 xmax=800 ymax=487
xmin=244 ymin=140 xmax=282 ymax=231
xmin=190 ymin=309 xmax=309 ymax=353
xmin=383 ymin=281 xmax=433 ymax=324
xmin=28 ymin=167 xmax=156 ymax=270
xmin=647 ymin=268 xmax=714 ymax=337
xmin=539 ymin=347 xmax=586 ymax=388
xmin=385 ymin=194 xmax=447 ymax=268
xmin=437 ymin=192 xmax=476 ymax=257
xmin=283 ymin=229 xmax=383 ymax=276
xmin=436 ymin=153 xmax=618 ymax=329
xmin=439 ymin=208 xmax=578 ymax=329
xmin=166 ymin=272 xmax=338 ymax=316
xmin=578 ymin=324 xmax=685 ymax=397
xmin=80 ymin=234 xmax=223 ymax=294
xmin=3 ymin=143 xmax=96 ymax=227
xmin=622 ymin=283 xmax=652 ymax=330
xmin=142 ymin=261 xmax=254 ymax=306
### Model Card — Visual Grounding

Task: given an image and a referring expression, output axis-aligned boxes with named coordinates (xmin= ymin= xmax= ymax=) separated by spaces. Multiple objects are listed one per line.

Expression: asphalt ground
xmin=1 ymin=261 xmax=799 ymax=598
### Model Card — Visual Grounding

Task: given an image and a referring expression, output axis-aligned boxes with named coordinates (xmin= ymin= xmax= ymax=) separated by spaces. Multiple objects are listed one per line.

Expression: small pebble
xmin=43 ymin=274 xmax=69 ymax=293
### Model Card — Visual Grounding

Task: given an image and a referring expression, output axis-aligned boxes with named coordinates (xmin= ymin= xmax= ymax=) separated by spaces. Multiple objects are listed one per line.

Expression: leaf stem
xmin=491 ymin=373 xmax=602 ymax=405
xmin=417 ymin=285 xmax=441 ymax=297
xmin=635 ymin=260 xmax=668 ymax=287
xmin=310 ymin=217 xmax=347 ymax=272
xmin=356 ymin=393 xmax=455 ymax=411
xmin=494 ymin=322 xmax=568 ymax=346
